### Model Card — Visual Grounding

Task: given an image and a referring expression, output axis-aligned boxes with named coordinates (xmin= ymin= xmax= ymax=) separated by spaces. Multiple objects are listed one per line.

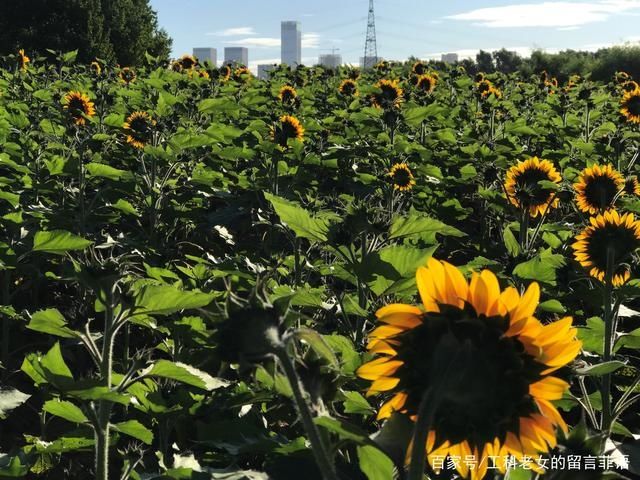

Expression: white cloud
xmin=225 ymin=37 xmax=281 ymax=48
xmin=302 ymin=33 xmax=320 ymax=48
xmin=446 ymin=1 xmax=640 ymax=28
xmin=208 ymin=27 xmax=256 ymax=36
xmin=557 ymin=26 xmax=581 ymax=31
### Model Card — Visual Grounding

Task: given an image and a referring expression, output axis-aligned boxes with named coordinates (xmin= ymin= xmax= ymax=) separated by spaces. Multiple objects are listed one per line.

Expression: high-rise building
xmin=257 ymin=64 xmax=277 ymax=80
xmin=224 ymin=47 xmax=248 ymax=66
xmin=441 ymin=53 xmax=459 ymax=64
xmin=318 ymin=53 xmax=342 ymax=68
xmin=193 ymin=48 xmax=217 ymax=66
xmin=281 ymin=21 xmax=302 ymax=66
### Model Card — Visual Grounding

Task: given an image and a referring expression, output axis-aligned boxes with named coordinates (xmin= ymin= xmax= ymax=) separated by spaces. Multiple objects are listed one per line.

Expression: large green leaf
xmin=32 ymin=230 xmax=93 ymax=254
xmin=142 ymin=360 xmax=229 ymax=390
xmin=43 ymin=400 xmax=88 ymax=424
xmin=133 ymin=284 xmax=216 ymax=316
xmin=513 ymin=249 xmax=566 ymax=286
xmin=264 ymin=193 xmax=333 ymax=243
xmin=27 ymin=309 xmax=78 ymax=338
xmin=113 ymin=420 xmax=153 ymax=445
xmin=389 ymin=214 xmax=465 ymax=243
xmin=357 ymin=445 xmax=395 ymax=480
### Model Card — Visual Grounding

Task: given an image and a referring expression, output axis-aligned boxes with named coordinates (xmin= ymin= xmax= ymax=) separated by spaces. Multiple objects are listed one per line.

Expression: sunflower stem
xmin=519 ymin=211 xmax=530 ymax=252
xmin=274 ymin=347 xmax=337 ymax=480
xmin=601 ymin=246 xmax=615 ymax=442
xmin=407 ymin=390 xmax=436 ymax=480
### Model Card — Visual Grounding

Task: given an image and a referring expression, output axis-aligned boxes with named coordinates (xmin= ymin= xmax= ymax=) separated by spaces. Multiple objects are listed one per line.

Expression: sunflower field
xmin=0 ymin=49 xmax=639 ymax=480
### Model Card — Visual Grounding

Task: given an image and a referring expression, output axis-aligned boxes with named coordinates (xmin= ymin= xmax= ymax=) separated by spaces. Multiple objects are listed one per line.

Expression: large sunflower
xmin=372 ymin=79 xmax=403 ymax=109
xmin=123 ymin=111 xmax=155 ymax=149
xmin=388 ymin=163 xmax=416 ymax=191
xmin=621 ymin=89 xmax=640 ymax=124
xmin=572 ymin=210 xmax=640 ymax=286
xmin=625 ymin=176 xmax=640 ymax=196
xmin=412 ymin=61 xmax=427 ymax=76
xmin=62 ymin=91 xmax=96 ymax=126
xmin=271 ymin=115 xmax=304 ymax=148
xmin=504 ymin=157 xmax=562 ymax=217
xmin=219 ymin=65 xmax=232 ymax=82
xmin=118 ymin=67 xmax=136 ymax=85
xmin=622 ymin=80 xmax=639 ymax=94
xmin=18 ymin=49 xmax=30 ymax=71
xmin=90 ymin=61 xmax=102 ymax=75
xmin=415 ymin=74 xmax=436 ymax=94
xmin=173 ymin=54 xmax=197 ymax=72
xmin=339 ymin=79 xmax=358 ymax=97
xmin=574 ymin=164 xmax=624 ymax=214
xmin=358 ymin=258 xmax=581 ymax=480
xmin=278 ymin=85 xmax=298 ymax=103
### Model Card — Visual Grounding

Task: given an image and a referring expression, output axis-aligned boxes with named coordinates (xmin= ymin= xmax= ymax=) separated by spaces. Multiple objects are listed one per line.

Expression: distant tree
xmin=0 ymin=0 xmax=171 ymax=65
xmin=476 ymin=50 xmax=495 ymax=72
xmin=492 ymin=49 xmax=522 ymax=74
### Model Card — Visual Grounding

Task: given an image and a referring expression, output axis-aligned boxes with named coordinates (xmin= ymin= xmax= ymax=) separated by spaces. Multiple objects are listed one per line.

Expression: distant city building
xmin=193 ymin=48 xmax=217 ymax=66
xmin=318 ymin=53 xmax=342 ymax=68
xmin=360 ymin=56 xmax=381 ymax=68
xmin=224 ymin=47 xmax=248 ymax=66
xmin=281 ymin=21 xmax=302 ymax=66
xmin=257 ymin=64 xmax=277 ymax=80
xmin=441 ymin=53 xmax=459 ymax=64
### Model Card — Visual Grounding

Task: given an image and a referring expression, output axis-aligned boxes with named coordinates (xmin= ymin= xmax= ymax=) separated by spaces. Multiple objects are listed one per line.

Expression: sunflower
xmin=622 ymin=80 xmax=639 ymax=94
xmin=621 ymin=89 xmax=640 ymax=124
xmin=625 ymin=176 xmax=640 ymax=196
xmin=415 ymin=74 xmax=436 ymax=94
xmin=546 ymin=77 xmax=559 ymax=88
xmin=615 ymin=71 xmax=631 ymax=84
xmin=174 ymin=54 xmax=197 ymax=71
xmin=339 ymin=79 xmax=358 ymax=97
xmin=278 ymin=85 xmax=298 ymax=103
xmin=358 ymin=258 xmax=581 ymax=480
xmin=62 ymin=91 xmax=96 ymax=126
xmin=219 ymin=65 xmax=232 ymax=81
xmin=271 ymin=115 xmax=304 ymax=148
xmin=504 ymin=157 xmax=562 ymax=217
xmin=540 ymin=70 xmax=548 ymax=83
xmin=17 ymin=49 xmax=30 ymax=71
xmin=474 ymin=72 xmax=485 ymax=83
xmin=574 ymin=164 xmax=624 ymax=214
xmin=375 ymin=60 xmax=389 ymax=72
xmin=234 ymin=66 xmax=252 ymax=82
xmin=90 ymin=61 xmax=102 ymax=75
xmin=572 ymin=210 xmax=640 ymax=286
xmin=118 ymin=67 xmax=136 ymax=85
xmin=123 ymin=111 xmax=155 ymax=149
xmin=388 ymin=163 xmax=416 ymax=191
xmin=372 ymin=79 xmax=404 ymax=109
xmin=348 ymin=68 xmax=361 ymax=80
xmin=412 ymin=61 xmax=427 ymax=76
xmin=476 ymin=79 xmax=493 ymax=96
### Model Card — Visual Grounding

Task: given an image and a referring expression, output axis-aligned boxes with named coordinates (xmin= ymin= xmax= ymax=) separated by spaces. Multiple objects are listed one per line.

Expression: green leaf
xmin=142 ymin=360 xmax=229 ymax=390
xmin=0 ymin=389 xmax=30 ymax=417
xmin=293 ymin=328 xmax=339 ymax=368
xmin=343 ymin=391 xmax=374 ymax=415
xmin=314 ymin=416 xmax=369 ymax=443
xmin=578 ymin=317 xmax=604 ymax=355
xmin=513 ymin=249 xmax=566 ymax=286
xmin=43 ymin=400 xmax=88 ymax=424
xmin=538 ymin=300 xmax=566 ymax=314
xmin=357 ymin=445 xmax=395 ymax=480
xmin=113 ymin=420 xmax=153 ymax=445
xmin=389 ymin=214 xmax=465 ymax=242
xmin=264 ymin=193 xmax=333 ymax=243
xmin=32 ymin=230 xmax=93 ymax=254
xmin=575 ymin=361 xmax=627 ymax=376
xmin=27 ymin=309 xmax=78 ymax=338
xmin=133 ymin=284 xmax=216 ymax=316
xmin=85 ymin=163 xmax=130 ymax=181
xmin=503 ymin=226 xmax=520 ymax=257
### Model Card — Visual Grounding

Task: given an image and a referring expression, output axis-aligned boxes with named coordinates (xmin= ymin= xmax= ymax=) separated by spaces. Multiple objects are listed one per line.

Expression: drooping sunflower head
xmin=615 ymin=71 xmax=631 ymax=84
xmin=474 ymin=72 xmax=485 ymax=83
xmin=372 ymin=79 xmax=404 ymax=109
xmin=339 ymin=79 xmax=358 ymax=97
xmin=358 ymin=258 xmax=581 ymax=479
xmin=625 ymin=176 xmax=640 ymax=196
xmin=375 ymin=60 xmax=389 ymax=72
xmin=278 ymin=85 xmax=298 ymax=103
xmin=176 ymin=54 xmax=197 ymax=71
xmin=234 ymin=66 xmax=252 ymax=82
xmin=219 ymin=65 xmax=232 ymax=81
xmin=388 ymin=163 xmax=416 ymax=191
xmin=476 ymin=79 xmax=493 ymax=95
xmin=574 ymin=164 xmax=624 ymax=214
xmin=90 ymin=61 xmax=102 ymax=75
xmin=347 ymin=68 xmax=361 ymax=80
xmin=412 ymin=61 xmax=427 ymax=76
xmin=118 ymin=67 xmax=136 ymax=85
xmin=123 ymin=111 xmax=155 ymax=149
xmin=539 ymin=70 xmax=548 ymax=83
xmin=18 ymin=49 xmax=30 ymax=71
xmin=415 ymin=74 xmax=436 ymax=94
xmin=621 ymin=89 xmax=640 ymax=124
xmin=572 ymin=210 xmax=640 ymax=286
xmin=62 ymin=91 xmax=96 ymax=126
xmin=270 ymin=115 xmax=304 ymax=148
xmin=504 ymin=157 xmax=562 ymax=217
xmin=546 ymin=77 xmax=559 ymax=88
xmin=622 ymin=80 xmax=639 ymax=93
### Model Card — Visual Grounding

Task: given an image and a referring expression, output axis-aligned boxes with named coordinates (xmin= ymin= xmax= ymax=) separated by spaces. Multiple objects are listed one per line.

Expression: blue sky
xmin=150 ymin=0 xmax=640 ymax=69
